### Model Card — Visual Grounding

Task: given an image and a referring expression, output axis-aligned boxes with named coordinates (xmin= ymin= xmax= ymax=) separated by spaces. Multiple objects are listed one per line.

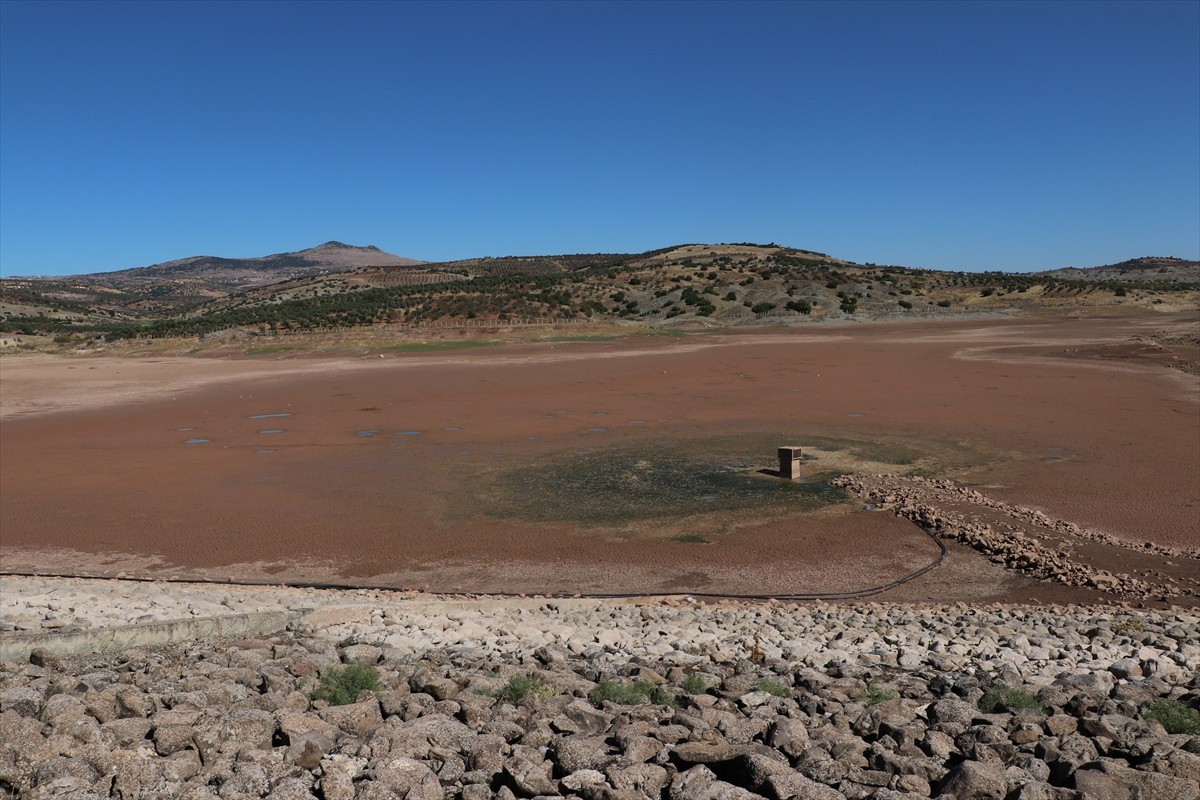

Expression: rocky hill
xmin=3 ymin=243 xmax=1199 ymax=344
xmin=1038 ymin=256 xmax=1200 ymax=283
xmin=1 ymin=242 xmax=423 ymax=316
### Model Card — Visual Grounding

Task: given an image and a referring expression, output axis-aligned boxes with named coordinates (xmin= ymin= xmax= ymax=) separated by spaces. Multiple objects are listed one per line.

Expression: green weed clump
xmin=1144 ymin=699 xmax=1200 ymax=735
xmin=311 ymin=663 xmax=381 ymax=706
xmin=977 ymin=685 xmax=1047 ymax=714
xmin=491 ymin=675 xmax=553 ymax=704
xmin=680 ymin=673 xmax=708 ymax=694
xmin=591 ymin=680 xmax=677 ymax=708
xmin=753 ymin=678 xmax=793 ymax=698
xmin=856 ymin=680 xmax=898 ymax=706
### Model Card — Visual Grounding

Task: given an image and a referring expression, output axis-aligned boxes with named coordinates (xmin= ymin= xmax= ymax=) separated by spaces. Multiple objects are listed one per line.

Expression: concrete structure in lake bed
xmin=778 ymin=446 xmax=803 ymax=479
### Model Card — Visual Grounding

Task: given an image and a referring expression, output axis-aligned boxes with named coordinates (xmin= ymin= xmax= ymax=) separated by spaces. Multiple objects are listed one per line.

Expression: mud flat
xmin=1 ymin=315 xmax=1196 ymax=603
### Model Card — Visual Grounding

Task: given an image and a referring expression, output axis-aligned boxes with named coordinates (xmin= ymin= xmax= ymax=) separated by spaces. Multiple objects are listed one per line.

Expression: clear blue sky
xmin=2 ymin=0 xmax=1197 ymax=276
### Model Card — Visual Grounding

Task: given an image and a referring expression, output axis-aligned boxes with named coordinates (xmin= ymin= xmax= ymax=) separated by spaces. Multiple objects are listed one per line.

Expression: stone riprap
xmin=831 ymin=474 xmax=1200 ymax=601
xmin=2 ymin=577 xmax=1199 ymax=799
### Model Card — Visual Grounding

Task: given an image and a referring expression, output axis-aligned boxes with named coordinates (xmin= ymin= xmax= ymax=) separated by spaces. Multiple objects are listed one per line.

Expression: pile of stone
xmin=2 ymin=598 xmax=1198 ymax=799
xmin=830 ymin=474 xmax=1198 ymax=600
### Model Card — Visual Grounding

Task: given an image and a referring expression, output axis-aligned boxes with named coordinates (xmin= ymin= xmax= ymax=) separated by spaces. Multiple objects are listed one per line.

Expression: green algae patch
xmin=456 ymin=431 xmax=997 ymax=533
xmin=482 ymin=446 xmax=842 ymax=525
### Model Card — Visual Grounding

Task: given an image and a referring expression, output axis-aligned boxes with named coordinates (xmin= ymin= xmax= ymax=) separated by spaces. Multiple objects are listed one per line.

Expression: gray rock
xmin=341 ymin=644 xmax=383 ymax=665
xmin=673 ymin=741 xmax=754 ymax=766
xmin=286 ymin=730 xmax=333 ymax=770
xmin=762 ymin=769 xmax=847 ymax=800
xmin=606 ymin=762 xmax=670 ymax=797
xmin=937 ymin=759 xmax=1007 ymax=800
xmin=29 ymin=648 xmax=63 ymax=670
xmin=767 ymin=717 xmax=810 ymax=759
xmin=671 ymin=765 xmax=719 ymax=800
xmin=219 ymin=708 xmax=277 ymax=753
xmin=40 ymin=694 xmax=87 ymax=727
xmin=561 ymin=767 xmax=608 ymax=791
xmin=1074 ymin=759 xmax=1200 ymax=800
xmin=553 ymin=736 xmax=613 ymax=774
xmin=559 ymin=698 xmax=612 ymax=735
xmin=264 ymin=776 xmax=316 ymax=800
xmin=506 ymin=751 xmax=559 ymax=796
xmin=619 ymin=734 xmax=663 ymax=763
xmin=110 ymin=749 xmax=166 ymax=799
xmin=0 ymin=687 xmax=43 ymax=718
xmin=317 ymin=697 xmax=383 ymax=737
xmin=1107 ymin=658 xmax=1142 ymax=680
xmin=153 ymin=723 xmax=196 ymax=756
xmin=371 ymin=757 xmax=443 ymax=800
xmin=101 ymin=716 xmax=154 ymax=747
xmin=461 ymin=785 xmax=491 ymax=800
xmin=929 ymin=697 xmax=977 ymax=728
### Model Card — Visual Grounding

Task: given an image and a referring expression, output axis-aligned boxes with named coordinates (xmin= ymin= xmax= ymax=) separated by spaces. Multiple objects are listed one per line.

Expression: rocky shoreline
xmin=831 ymin=474 xmax=1200 ymax=602
xmin=2 ymin=580 xmax=1198 ymax=799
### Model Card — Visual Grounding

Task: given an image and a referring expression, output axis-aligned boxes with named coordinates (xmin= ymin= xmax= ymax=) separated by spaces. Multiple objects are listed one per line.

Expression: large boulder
xmin=937 ymin=759 xmax=1008 ymax=800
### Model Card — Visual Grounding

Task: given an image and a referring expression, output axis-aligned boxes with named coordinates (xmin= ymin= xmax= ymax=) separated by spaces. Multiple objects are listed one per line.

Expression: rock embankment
xmin=831 ymin=474 xmax=1200 ymax=601
xmin=2 ymin=592 xmax=1199 ymax=799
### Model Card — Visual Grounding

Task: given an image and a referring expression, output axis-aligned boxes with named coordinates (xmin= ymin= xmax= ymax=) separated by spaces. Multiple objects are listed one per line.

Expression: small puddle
xmin=356 ymin=430 xmax=379 ymax=438
xmin=259 ymin=429 xmax=284 ymax=435
xmin=592 ymin=412 xmax=608 ymax=417
xmin=250 ymin=413 xmax=292 ymax=419
xmin=257 ymin=449 xmax=274 ymax=454
xmin=398 ymin=430 xmax=423 ymax=436
xmin=848 ymin=412 xmax=864 ymax=417
xmin=586 ymin=427 xmax=606 ymax=433
xmin=443 ymin=426 xmax=462 ymax=431
xmin=177 ymin=427 xmax=194 ymax=432
xmin=629 ymin=420 xmax=646 ymax=425
xmin=184 ymin=438 xmax=209 ymax=445
xmin=1048 ymin=446 xmax=1065 ymax=452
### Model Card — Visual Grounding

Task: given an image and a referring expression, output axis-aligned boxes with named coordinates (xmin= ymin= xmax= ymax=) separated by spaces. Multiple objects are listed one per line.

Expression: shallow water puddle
xmin=259 ymin=429 xmax=284 ymax=435
xmin=184 ymin=438 xmax=209 ymax=445
xmin=249 ymin=413 xmax=292 ymax=419
xmin=356 ymin=430 xmax=379 ymax=438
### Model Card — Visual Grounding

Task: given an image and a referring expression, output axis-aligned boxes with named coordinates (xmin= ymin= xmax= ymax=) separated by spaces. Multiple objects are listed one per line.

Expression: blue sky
xmin=1 ymin=0 xmax=1197 ymax=276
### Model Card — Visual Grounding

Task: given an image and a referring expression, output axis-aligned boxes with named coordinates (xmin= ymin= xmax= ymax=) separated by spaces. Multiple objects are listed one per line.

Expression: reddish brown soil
xmin=1 ymin=315 xmax=1196 ymax=602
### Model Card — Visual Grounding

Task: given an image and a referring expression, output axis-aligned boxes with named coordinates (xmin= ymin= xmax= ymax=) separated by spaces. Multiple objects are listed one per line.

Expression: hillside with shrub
xmin=3 ymin=243 xmax=1197 ymax=346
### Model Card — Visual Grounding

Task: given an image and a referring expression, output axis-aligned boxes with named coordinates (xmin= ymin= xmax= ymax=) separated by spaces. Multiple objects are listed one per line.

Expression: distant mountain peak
xmin=305 ymin=241 xmax=386 ymax=253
